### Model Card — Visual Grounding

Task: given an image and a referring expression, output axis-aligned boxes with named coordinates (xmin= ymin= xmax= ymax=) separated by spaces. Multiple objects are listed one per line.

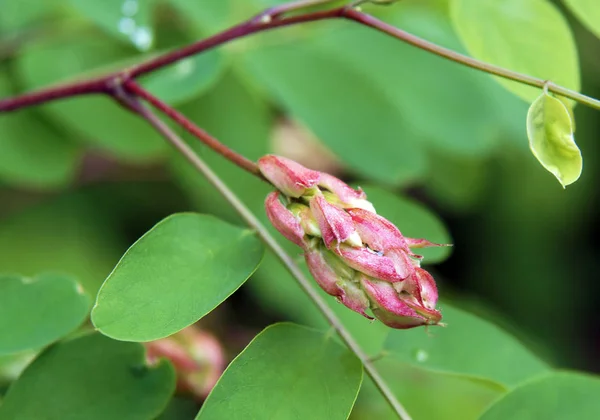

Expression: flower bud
xmin=265 ymin=192 xmax=306 ymax=248
xmin=360 ymin=275 xmax=441 ymax=329
xmin=258 ymin=155 xmax=321 ymax=198
xmin=305 ymin=243 xmax=371 ymax=319
xmin=334 ymin=245 xmax=409 ymax=282
xmin=317 ymin=173 xmax=376 ymax=212
xmin=145 ymin=327 xmax=225 ymax=399
xmin=310 ymin=196 xmax=362 ymax=249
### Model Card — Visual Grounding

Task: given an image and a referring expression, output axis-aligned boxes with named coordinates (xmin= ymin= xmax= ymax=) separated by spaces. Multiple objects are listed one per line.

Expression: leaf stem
xmin=123 ymin=80 xmax=263 ymax=179
xmin=341 ymin=8 xmax=600 ymax=110
xmin=120 ymin=93 xmax=412 ymax=420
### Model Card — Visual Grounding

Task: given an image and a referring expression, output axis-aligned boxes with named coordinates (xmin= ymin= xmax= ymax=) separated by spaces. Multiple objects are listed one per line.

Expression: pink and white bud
xmin=310 ymin=196 xmax=362 ymax=249
xmin=317 ymin=173 xmax=376 ymax=212
xmin=258 ymin=155 xmax=321 ymax=198
xmin=335 ymin=245 xmax=409 ymax=282
xmin=265 ymin=192 xmax=306 ymax=248
xmin=361 ymin=276 xmax=441 ymax=329
xmin=145 ymin=327 xmax=225 ymax=399
xmin=305 ymin=244 xmax=371 ymax=319
xmin=347 ymin=208 xmax=409 ymax=252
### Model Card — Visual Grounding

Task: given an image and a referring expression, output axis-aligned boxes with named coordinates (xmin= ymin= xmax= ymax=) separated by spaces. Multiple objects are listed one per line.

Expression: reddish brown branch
xmin=123 ymin=80 xmax=263 ymax=179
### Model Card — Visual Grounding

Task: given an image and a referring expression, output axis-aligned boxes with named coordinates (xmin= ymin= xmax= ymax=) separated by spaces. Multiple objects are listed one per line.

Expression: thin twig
xmin=123 ymin=80 xmax=263 ymax=178
xmin=3 ymin=2 xmax=600 ymax=113
xmin=119 ymin=93 xmax=412 ymax=420
xmin=341 ymin=8 xmax=600 ymax=110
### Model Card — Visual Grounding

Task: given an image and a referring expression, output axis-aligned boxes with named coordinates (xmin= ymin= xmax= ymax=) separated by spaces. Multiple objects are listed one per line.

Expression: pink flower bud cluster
xmin=259 ymin=155 xmax=447 ymax=329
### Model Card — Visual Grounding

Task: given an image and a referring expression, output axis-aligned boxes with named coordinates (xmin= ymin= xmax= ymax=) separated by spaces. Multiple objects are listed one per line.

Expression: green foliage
xmin=480 ymin=372 xmax=600 ymax=419
xmin=197 ymin=323 xmax=363 ymax=420
xmin=0 ymin=274 xmax=90 ymax=356
xmin=563 ymin=0 xmax=600 ymax=41
xmin=16 ymin=33 xmax=166 ymax=160
xmin=451 ymin=0 xmax=580 ymax=103
xmin=242 ymin=42 xmax=428 ymax=185
xmin=92 ymin=213 xmax=264 ymax=341
xmin=0 ymin=71 xmax=81 ymax=189
xmin=527 ymin=91 xmax=581 ymax=187
xmin=384 ymin=304 xmax=550 ymax=387
xmin=140 ymin=51 xmax=227 ymax=105
xmin=0 ymin=333 xmax=175 ymax=420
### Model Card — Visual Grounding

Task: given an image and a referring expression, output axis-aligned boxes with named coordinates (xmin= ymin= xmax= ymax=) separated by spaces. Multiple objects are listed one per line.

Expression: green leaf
xmin=197 ymin=323 xmax=363 ymax=420
xmin=0 ymin=333 xmax=175 ymax=420
xmin=384 ymin=304 xmax=550 ymax=387
xmin=16 ymin=32 xmax=166 ymax=160
xmin=563 ymin=0 xmax=600 ymax=41
xmin=451 ymin=0 xmax=580 ymax=103
xmin=92 ymin=213 xmax=264 ymax=342
xmin=480 ymin=372 xmax=600 ymax=419
xmin=0 ymin=73 xmax=81 ymax=189
xmin=353 ymin=358 xmax=505 ymax=420
xmin=140 ymin=51 xmax=227 ymax=105
xmin=67 ymin=0 xmax=157 ymax=51
xmin=242 ymin=43 xmax=428 ymax=185
xmin=526 ymin=91 xmax=581 ymax=187
xmin=0 ymin=274 xmax=90 ymax=356
xmin=317 ymin=8 xmax=501 ymax=157
xmin=361 ymin=185 xmax=452 ymax=263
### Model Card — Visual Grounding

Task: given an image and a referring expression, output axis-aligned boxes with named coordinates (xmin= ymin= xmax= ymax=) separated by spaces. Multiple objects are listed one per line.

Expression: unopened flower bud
xmin=258 ymin=155 xmax=320 ymax=198
xmin=265 ymin=192 xmax=306 ymax=248
xmin=305 ymin=242 xmax=371 ymax=319
xmin=318 ymin=173 xmax=376 ymax=212
xmin=145 ymin=327 xmax=225 ymax=399
xmin=259 ymin=154 xmax=447 ymax=330
xmin=310 ymin=196 xmax=362 ymax=249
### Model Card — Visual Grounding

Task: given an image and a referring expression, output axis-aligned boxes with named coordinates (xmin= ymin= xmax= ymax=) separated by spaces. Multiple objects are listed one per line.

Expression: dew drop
xmin=176 ymin=59 xmax=194 ymax=76
xmin=131 ymin=26 xmax=153 ymax=51
xmin=414 ymin=349 xmax=429 ymax=363
xmin=122 ymin=0 xmax=139 ymax=17
xmin=118 ymin=17 xmax=135 ymax=35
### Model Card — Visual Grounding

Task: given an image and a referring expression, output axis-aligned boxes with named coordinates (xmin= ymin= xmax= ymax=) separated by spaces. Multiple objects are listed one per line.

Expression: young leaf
xmin=92 ymin=213 xmax=264 ymax=342
xmin=0 ymin=274 xmax=90 ymax=356
xmin=197 ymin=323 xmax=363 ymax=420
xmin=480 ymin=372 xmax=600 ymax=419
xmin=563 ymin=0 xmax=600 ymax=41
xmin=0 ymin=333 xmax=175 ymax=420
xmin=451 ymin=0 xmax=580 ymax=103
xmin=526 ymin=91 xmax=581 ymax=187
xmin=384 ymin=304 xmax=550 ymax=388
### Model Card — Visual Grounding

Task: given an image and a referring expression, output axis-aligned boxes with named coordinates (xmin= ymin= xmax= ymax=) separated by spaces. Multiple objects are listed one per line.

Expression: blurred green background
xmin=1 ymin=0 xmax=599 ymax=418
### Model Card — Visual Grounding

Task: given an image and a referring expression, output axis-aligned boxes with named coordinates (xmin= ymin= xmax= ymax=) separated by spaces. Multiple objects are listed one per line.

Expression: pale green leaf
xmin=526 ymin=91 xmax=581 ymax=187
xmin=92 ymin=213 xmax=264 ymax=342
xmin=0 ymin=274 xmax=90 ymax=356
xmin=451 ymin=0 xmax=580 ymax=103
xmin=384 ymin=304 xmax=550 ymax=387
xmin=563 ymin=0 xmax=600 ymax=41
xmin=480 ymin=372 xmax=600 ymax=419
xmin=197 ymin=323 xmax=363 ymax=420
xmin=0 ymin=333 xmax=175 ymax=420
